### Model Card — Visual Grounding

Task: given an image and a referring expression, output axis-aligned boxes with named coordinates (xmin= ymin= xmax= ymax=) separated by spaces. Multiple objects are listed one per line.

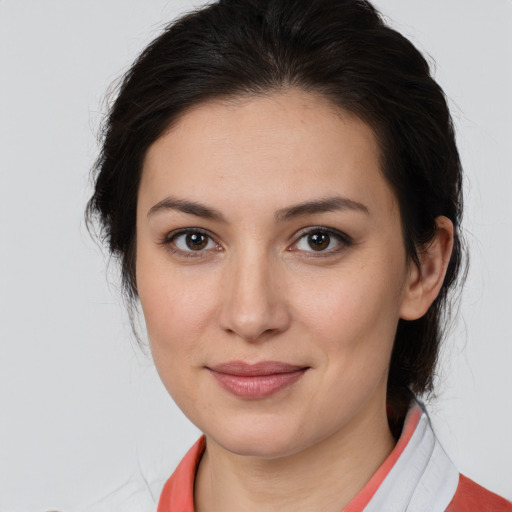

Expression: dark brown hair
xmin=87 ymin=0 xmax=466 ymax=432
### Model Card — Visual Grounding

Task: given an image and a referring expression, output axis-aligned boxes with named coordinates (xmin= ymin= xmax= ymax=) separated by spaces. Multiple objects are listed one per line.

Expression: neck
xmin=194 ymin=396 xmax=396 ymax=512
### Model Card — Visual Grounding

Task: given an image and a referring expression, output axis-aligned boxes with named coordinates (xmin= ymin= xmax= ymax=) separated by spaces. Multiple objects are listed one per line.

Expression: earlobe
xmin=399 ymin=216 xmax=454 ymax=321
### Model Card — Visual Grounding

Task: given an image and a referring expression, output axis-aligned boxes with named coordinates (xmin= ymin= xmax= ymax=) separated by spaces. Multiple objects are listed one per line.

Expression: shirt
xmin=157 ymin=402 xmax=512 ymax=511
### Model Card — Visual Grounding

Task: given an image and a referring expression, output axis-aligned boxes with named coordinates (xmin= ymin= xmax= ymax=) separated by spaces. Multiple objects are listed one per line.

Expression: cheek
xmin=294 ymin=267 xmax=403 ymax=343
xmin=135 ymin=242 xmax=221 ymax=363
xmin=138 ymin=270 xmax=218 ymax=347
xmin=287 ymin=251 xmax=407 ymax=391
xmin=136 ymin=261 xmax=221 ymax=412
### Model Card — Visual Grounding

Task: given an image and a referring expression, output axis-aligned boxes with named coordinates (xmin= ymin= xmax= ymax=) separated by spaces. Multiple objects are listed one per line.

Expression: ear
xmin=399 ymin=216 xmax=454 ymax=321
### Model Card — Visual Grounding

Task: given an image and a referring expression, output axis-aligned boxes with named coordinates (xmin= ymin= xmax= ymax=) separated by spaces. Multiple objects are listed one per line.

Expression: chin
xmin=218 ymin=434 xmax=301 ymax=460
xmin=203 ymin=415 xmax=316 ymax=460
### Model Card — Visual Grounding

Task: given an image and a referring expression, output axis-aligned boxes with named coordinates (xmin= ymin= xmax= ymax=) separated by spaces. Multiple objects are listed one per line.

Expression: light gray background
xmin=0 ymin=1 xmax=511 ymax=510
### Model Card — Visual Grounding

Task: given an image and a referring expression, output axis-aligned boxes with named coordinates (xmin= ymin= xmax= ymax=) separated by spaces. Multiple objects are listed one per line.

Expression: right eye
xmin=165 ymin=229 xmax=220 ymax=256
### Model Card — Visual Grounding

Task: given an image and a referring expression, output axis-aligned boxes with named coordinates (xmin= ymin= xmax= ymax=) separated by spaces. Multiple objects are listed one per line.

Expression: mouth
xmin=206 ymin=361 xmax=310 ymax=399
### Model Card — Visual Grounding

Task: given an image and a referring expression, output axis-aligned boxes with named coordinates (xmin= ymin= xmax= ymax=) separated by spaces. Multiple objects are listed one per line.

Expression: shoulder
xmin=446 ymin=474 xmax=512 ymax=512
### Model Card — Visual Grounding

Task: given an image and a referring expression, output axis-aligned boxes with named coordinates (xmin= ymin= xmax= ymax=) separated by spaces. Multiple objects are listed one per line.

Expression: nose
xmin=218 ymin=250 xmax=291 ymax=342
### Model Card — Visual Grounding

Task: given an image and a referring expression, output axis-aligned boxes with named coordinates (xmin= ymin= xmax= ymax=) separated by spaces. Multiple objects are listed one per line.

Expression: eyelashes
xmin=160 ymin=228 xmax=221 ymax=258
xmin=291 ymin=228 xmax=352 ymax=254
xmin=170 ymin=229 xmax=218 ymax=252
xmin=160 ymin=226 xmax=353 ymax=259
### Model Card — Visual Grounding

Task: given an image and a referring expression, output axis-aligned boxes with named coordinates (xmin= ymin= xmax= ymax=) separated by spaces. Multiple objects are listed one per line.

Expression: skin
xmin=136 ymin=88 xmax=453 ymax=512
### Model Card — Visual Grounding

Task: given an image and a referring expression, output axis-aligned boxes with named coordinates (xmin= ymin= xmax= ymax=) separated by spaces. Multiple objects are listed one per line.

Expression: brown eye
xmin=186 ymin=232 xmax=208 ymax=250
xmin=293 ymin=228 xmax=351 ymax=255
xmin=171 ymin=230 xmax=217 ymax=253
xmin=307 ymin=232 xmax=330 ymax=251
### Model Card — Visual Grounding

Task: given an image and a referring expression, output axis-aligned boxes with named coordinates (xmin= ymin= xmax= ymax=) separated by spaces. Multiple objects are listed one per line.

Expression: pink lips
xmin=207 ymin=361 xmax=309 ymax=399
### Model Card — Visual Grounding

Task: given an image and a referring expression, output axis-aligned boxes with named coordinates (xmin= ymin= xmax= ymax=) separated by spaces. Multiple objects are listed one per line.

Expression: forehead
xmin=139 ymin=88 xmax=397 ymax=218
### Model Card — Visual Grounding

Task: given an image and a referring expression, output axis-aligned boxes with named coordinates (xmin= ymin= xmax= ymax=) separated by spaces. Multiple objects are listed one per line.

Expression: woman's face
xmin=136 ymin=89 xmax=415 ymax=458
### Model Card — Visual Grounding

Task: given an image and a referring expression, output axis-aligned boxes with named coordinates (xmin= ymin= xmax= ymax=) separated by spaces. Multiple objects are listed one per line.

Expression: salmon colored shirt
xmin=157 ymin=403 xmax=511 ymax=512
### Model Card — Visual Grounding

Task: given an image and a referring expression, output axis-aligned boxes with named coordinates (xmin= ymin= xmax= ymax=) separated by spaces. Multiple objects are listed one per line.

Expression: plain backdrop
xmin=0 ymin=1 xmax=511 ymax=510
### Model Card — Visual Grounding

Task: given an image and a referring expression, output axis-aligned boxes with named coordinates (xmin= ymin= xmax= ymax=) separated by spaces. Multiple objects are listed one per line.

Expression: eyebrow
xmin=275 ymin=196 xmax=369 ymax=222
xmin=147 ymin=195 xmax=369 ymax=222
xmin=147 ymin=197 xmax=227 ymax=222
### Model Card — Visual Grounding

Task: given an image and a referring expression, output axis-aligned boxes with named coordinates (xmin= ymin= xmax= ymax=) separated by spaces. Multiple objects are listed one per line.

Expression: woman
xmin=87 ymin=0 xmax=511 ymax=510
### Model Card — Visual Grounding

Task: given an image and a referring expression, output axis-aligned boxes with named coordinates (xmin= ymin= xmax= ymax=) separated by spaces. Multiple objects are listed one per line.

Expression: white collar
xmin=363 ymin=401 xmax=459 ymax=512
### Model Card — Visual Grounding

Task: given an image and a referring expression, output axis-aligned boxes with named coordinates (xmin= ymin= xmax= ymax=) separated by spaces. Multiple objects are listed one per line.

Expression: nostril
xmin=220 ymin=309 xmax=290 ymax=342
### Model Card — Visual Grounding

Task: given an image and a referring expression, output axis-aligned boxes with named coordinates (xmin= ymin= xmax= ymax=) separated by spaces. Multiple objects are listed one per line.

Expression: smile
xmin=207 ymin=361 xmax=309 ymax=399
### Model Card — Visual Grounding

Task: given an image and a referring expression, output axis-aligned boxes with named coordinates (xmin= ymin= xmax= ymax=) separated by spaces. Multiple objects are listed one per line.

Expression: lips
xmin=207 ymin=361 xmax=309 ymax=399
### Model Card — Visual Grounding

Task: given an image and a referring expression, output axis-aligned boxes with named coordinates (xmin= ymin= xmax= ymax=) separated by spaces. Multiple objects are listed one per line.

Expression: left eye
xmin=294 ymin=230 xmax=347 ymax=253
xmin=172 ymin=231 xmax=217 ymax=252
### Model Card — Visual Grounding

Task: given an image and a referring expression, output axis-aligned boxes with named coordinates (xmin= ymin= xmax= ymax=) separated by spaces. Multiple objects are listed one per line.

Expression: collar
xmin=157 ymin=402 xmax=459 ymax=512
